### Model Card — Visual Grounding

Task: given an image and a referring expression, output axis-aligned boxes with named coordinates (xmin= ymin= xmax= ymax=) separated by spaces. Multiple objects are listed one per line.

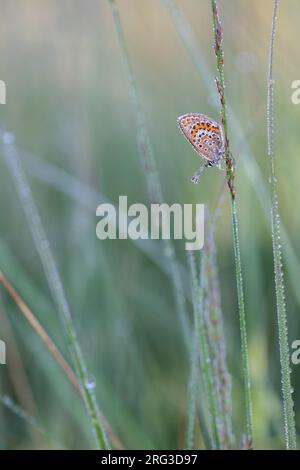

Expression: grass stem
xmin=267 ymin=0 xmax=297 ymax=449
xmin=1 ymin=131 xmax=109 ymax=450
xmin=211 ymin=0 xmax=253 ymax=447
xmin=187 ymin=251 xmax=220 ymax=449
xmin=108 ymin=0 xmax=189 ymax=349
xmin=203 ymin=216 xmax=234 ymax=449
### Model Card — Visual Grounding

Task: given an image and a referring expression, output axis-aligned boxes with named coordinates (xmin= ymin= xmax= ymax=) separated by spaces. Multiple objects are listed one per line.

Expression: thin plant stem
xmin=108 ymin=3 xmax=208 ymax=446
xmin=108 ymin=1 xmax=189 ymax=347
xmin=187 ymin=251 xmax=220 ymax=449
xmin=267 ymin=0 xmax=297 ymax=450
xmin=24 ymin=151 xmax=170 ymax=277
xmin=0 ymin=270 xmax=82 ymax=394
xmin=203 ymin=215 xmax=234 ymax=449
xmin=1 ymin=132 xmax=109 ymax=450
xmin=1 ymin=395 xmax=63 ymax=449
xmin=211 ymin=0 xmax=253 ymax=447
xmin=0 ymin=294 xmax=42 ymax=447
xmin=231 ymin=198 xmax=252 ymax=444
xmin=162 ymin=0 xmax=300 ymax=318
xmin=185 ymin=329 xmax=199 ymax=449
xmin=0 ymin=270 xmax=124 ymax=450
xmin=0 ymin=293 xmax=38 ymax=416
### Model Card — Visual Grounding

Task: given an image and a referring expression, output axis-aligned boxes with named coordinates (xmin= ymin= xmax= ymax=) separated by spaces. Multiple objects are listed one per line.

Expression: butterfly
xmin=177 ymin=113 xmax=225 ymax=183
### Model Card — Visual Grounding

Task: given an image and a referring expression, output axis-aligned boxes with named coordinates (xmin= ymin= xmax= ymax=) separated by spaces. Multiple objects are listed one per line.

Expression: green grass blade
xmin=108 ymin=0 xmax=189 ymax=348
xmin=162 ymin=0 xmax=300 ymax=317
xmin=266 ymin=0 xmax=297 ymax=450
xmin=211 ymin=0 xmax=253 ymax=447
xmin=1 ymin=132 xmax=109 ymax=450
xmin=203 ymin=217 xmax=234 ymax=449
xmin=187 ymin=251 xmax=220 ymax=449
xmin=185 ymin=329 xmax=199 ymax=449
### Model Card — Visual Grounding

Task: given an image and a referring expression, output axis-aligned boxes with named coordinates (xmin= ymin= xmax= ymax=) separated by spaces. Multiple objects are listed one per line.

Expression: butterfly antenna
xmin=191 ymin=162 xmax=209 ymax=184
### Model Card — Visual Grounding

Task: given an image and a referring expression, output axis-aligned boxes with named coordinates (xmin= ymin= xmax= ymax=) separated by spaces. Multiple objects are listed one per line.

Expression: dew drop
xmin=85 ymin=375 xmax=96 ymax=391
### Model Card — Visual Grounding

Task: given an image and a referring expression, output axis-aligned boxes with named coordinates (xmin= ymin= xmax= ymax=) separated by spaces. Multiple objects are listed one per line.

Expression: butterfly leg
xmin=191 ymin=162 xmax=210 ymax=184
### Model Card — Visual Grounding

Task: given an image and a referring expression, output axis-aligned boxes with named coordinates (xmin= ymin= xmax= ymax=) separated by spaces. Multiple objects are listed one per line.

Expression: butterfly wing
xmin=177 ymin=113 xmax=224 ymax=164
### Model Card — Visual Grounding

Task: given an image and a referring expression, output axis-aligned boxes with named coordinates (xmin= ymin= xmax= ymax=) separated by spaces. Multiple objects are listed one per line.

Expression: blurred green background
xmin=0 ymin=0 xmax=299 ymax=450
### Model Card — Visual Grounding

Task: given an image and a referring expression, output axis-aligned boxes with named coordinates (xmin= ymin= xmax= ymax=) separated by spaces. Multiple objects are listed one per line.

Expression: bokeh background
xmin=0 ymin=0 xmax=300 ymax=450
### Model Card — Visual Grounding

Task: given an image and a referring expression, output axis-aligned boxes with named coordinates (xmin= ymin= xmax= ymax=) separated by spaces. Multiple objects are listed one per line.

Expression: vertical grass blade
xmin=185 ymin=329 xmax=200 ymax=449
xmin=231 ymin=199 xmax=252 ymax=445
xmin=162 ymin=0 xmax=300 ymax=322
xmin=108 ymin=0 xmax=189 ymax=347
xmin=267 ymin=0 xmax=297 ymax=450
xmin=1 ymin=131 xmax=109 ymax=450
xmin=203 ymin=217 xmax=234 ymax=449
xmin=211 ymin=0 xmax=253 ymax=447
xmin=187 ymin=250 xmax=220 ymax=449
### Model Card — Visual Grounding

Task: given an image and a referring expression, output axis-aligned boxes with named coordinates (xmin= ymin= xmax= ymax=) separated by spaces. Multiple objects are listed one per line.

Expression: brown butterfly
xmin=177 ymin=113 xmax=225 ymax=183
